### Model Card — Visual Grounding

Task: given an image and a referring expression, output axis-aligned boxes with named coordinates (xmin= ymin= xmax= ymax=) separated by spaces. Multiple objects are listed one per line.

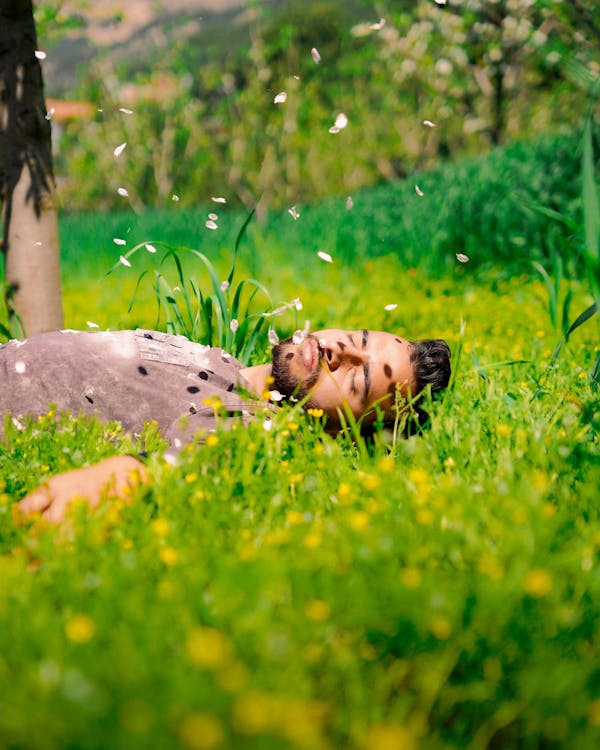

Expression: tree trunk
xmin=0 ymin=0 xmax=63 ymax=336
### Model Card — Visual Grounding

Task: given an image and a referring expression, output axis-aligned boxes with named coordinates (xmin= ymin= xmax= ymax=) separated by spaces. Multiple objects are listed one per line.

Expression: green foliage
xmin=48 ymin=0 xmax=598 ymax=213
xmin=107 ymin=211 xmax=274 ymax=364
xmin=1 ymin=277 xmax=599 ymax=747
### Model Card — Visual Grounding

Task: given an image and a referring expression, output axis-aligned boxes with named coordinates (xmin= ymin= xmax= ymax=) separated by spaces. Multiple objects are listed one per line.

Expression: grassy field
xmin=2 ymin=159 xmax=600 ymax=748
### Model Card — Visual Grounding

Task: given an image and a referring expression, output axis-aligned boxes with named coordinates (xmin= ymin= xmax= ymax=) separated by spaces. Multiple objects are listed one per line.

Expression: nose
xmin=321 ymin=342 xmax=367 ymax=371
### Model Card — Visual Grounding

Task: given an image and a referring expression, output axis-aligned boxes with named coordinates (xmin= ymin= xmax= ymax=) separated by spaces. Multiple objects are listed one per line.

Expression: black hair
xmin=409 ymin=339 xmax=452 ymax=397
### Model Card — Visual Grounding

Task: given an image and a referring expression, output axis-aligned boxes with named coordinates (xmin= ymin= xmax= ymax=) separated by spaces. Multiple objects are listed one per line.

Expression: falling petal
xmin=423 ymin=119 xmax=436 ymax=127
xmin=119 ymin=255 xmax=131 ymax=267
xmin=205 ymin=220 xmax=218 ymax=230
xmin=317 ymin=251 xmax=333 ymax=263
xmin=15 ymin=360 xmax=26 ymax=374
xmin=268 ymin=328 xmax=279 ymax=345
xmin=172 ymin=194 xmax=180 ymax=202
xmin=230 ymin=319 xmax=239 ymax=333
xmin=208 ymin=212 xmax=218 ymax=221
xmin=35 ymin=50 xmax=47 ymax=60
xmin=334 ymin=113 xmax=348 ymax=130
xmin=211 ymin=196 xmax=227 ymax=203
xmin=311 ymin=47 xmax=321 ymax=64
xmin=346 ymin=196 xmax=354 ymax=210
xmin=113 ymin=142 xmax=127 ymax=157
xmin=456 ymin=253 xmax=470 ymax=263
xmin=269 ymin=390 xmax=284 ymax=402
xmin=274 ymin=92 xmax=287 ymax=104
xmin=415 ymin=185 xmax=424 ymax=196
xmin=221 ymin=280 xmax=230 ymax=292
xmin=113 ymin=238 xmax=126 ymax=246
xmin=86 ymin=321 xmax=99 ymax=328
xmin=288 ymin=206 xmax=300 ymax=220
xmin=328 ymin=126 xmax=340 ymax=134
xmin=384 ymin=303 xmax=398 ymax=311
xmin=145 ymin=243 xmax=157 ymax=253
xmin=263 ymin=418 xmax=273 ymax=431
xmin=117 ymin=187 xmax=129 ymax=197
xmin=119 ymin=107 xmax=133 ymax=114
xmin=45 ymin=107 xmax=56 ymax=121
xmin=292 ymin=330 xmax=305 ymax=345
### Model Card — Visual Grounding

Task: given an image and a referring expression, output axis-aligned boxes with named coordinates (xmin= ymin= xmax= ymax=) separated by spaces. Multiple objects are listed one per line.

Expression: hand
xmin=17 ymin=455 xmax=148 ymax=524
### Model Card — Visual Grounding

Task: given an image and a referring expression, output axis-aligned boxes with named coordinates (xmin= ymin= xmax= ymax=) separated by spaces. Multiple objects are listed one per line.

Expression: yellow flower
xmin=233 ymin=692 xmax=274 ymax=734
xmin=202 ymin=396 xmax=222 ymax=409
xmin=186 ymin=627 xmax=231 ymax=669
xmin=287 ymin=421 xmax=299 ymax=431
xmin=361 ymin=473 xmax=380 ymax=491
xmin=185 ymin=472 xmax=198 ymax=483
xmin=286 ymin=510 xmax=304 ymax=525
xmin=430 ymin=615 xmax=452 ymax=640
xmin=206 ymin=434 xmax=219 ymax=447
xmin=364 ymin=723 xmax=415 ymax=750
xmin=151 ymin=518 xmax=169 ymax=537
xmin=377 ymin=456 xmax=394 ymax=473
xmin=350 ymin=511 xmax=370 ymax=530
xmin=159 ymin=546 xmax=178 ymax=566
xmin=65 ymin=614 xmax=95 ymax=644
xmin=400 ymin=567 xmax=422 ymax=588
xmin=523 ymin=568 xmax=553 ymax=598
xmin=179 ymin=713 xmax=223 ymax=750
xmin=416 ymin=508 xmax=434 ymax=525
xmin=307 ymin=408 xmax=324 ymax=418
xmin=443 ymin=456 xmax=456 ymax=469
xmin=304 ymin=599 xmax=331 ymax=622
xmin=303 ymin=531 xmax=322 ymax=549
xmin=496 ymin=423 xmax=511 ymax=438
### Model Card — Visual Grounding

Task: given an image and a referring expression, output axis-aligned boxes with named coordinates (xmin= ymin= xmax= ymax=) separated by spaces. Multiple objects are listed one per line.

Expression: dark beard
xmin=271 ymin=336 xmax=321 ymax=400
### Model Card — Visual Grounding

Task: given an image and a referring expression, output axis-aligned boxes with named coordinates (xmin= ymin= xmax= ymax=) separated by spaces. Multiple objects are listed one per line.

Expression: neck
xmin=239 ymin=363 xmax=272 ymax=397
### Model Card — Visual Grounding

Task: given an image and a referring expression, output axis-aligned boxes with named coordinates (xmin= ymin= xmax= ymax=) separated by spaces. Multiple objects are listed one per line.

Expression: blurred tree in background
xmin=35 ymin=0 xmax=599 ymax=213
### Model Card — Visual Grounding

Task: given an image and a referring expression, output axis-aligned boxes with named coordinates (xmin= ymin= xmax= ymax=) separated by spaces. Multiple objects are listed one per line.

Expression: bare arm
xmin=17 ymin=455 xmax=148 ymax=523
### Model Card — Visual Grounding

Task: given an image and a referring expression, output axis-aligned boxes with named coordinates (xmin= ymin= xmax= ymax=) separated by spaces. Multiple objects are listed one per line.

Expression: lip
xmin=302 ymin=338 xmax=318 ymax=372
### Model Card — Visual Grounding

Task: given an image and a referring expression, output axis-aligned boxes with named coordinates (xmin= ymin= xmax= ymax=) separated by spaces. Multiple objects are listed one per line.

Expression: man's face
xmin=271 ymin=329 xmax=415 ymax=425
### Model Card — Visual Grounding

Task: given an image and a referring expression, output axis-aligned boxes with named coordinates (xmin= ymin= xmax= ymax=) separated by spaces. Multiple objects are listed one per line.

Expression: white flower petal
xmin=346 ymin=196 xmax=354 ymax=210
xmin=119 ymin=107 xmax=133 ymax=114
xmin=171 ymin=194 xmax=180 ymax=202
xmin=456 ymin=253 xmax=470 ymax=263
xmin=145 ymin=243 xmax=157 ymax=253
xmin=211 ymin=196 xmax=227 ymax=203
xmin=274 ymin=92 xmax=287 ymax=104
xmin=269 ymin=390 xmax=284 ymax=402
xmin=292 ymin=330 xmax=305 ymax=345
xmin=369 ymin=19 xmax=386 ymax=30
xmin=117 ymin=187 xmax=129 ymax=197
xmin=288 ymin=206 xmax=300 ymax=220
xmin=263 ymin=418 xmax=273 ymax=431
xmin=317 ymin=251 xmax=333 ymax=263
xmin=334 ymin=112 xmax=348 ymax=129
xmin=113 ymin=238 xmax=126 ymax=246
xmin=311 ymin=47 xmax=321 ymax=64
xmin=45 ymin=107 xmax=56 ymax=121
xmin=205 ymin=220 xmax=218 ymax=230
xmin=35 ymin=50 xmax=46 ymax=60
xmin=268 ymin=328 xmax=279 ymax=345
xmin=113 ymin=142 xmax=127 ymax=157
xmin=230 ymin=319 xmax=239 ymax=333
xmin=384 ymin=303 xmax=398 ymax=311
xmin=423 ymin=119 xmax=436 ymax=128
xmin=15 ymin=360 xmax=26 ymax=374
xmin=415 ymin=184 xmax=424 ymax=197
xmin=119 ymin=255 xmax=131 ymax=267
xmin=221 ymin=280 xmax=230 ymax=292
xmin=208 ymin=212 xmax=218 ymax=221
xmin=86 ymin=321 xmax=100 ymax=328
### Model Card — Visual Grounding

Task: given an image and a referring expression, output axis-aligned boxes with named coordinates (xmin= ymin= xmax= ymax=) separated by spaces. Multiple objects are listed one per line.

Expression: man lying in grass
xmin=1 ymin=327 xmax=450 ymax=521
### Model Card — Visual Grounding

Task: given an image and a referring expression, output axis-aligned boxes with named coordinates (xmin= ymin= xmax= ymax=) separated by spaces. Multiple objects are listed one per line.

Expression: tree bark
xmin=0 ymin=0 xmax=63 ymax=336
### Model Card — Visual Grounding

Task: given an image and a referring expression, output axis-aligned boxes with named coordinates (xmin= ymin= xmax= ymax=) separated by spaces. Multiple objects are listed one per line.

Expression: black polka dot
xmin=144 ymin=333 xmax=153 ymax=339
xmin=227 ymin=383 xmax=235 ymax=392
xmin=85 ymin=395 xmax=94 ymax=404
xmin=285 ymin=352 xmax=294 ymax=360
xmin=187 ymin=386 xmax=200 ymax=394
xmin=383 ymin=364 xmax=392 ymax=378
xmin=138 ymin=366 xmax=148 ymax=376
xmin=189 ymin=405 xmax=197 ymax=414
xmin=395 ymin=338 xmax=402 ymax=344
xmin=199 ymin=371 xmax=209 ymax=380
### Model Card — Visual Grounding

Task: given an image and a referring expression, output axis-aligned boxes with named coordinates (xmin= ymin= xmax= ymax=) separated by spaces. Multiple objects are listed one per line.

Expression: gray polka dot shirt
xmin=0 ymin=329 xmax=261 ymax=450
